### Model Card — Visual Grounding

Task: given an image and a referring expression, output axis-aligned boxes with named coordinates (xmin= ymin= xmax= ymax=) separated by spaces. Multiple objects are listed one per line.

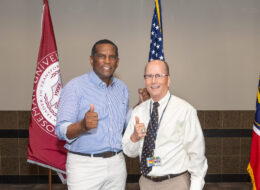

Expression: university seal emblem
xmin=32 ymin=51 xmax=62 ymax=137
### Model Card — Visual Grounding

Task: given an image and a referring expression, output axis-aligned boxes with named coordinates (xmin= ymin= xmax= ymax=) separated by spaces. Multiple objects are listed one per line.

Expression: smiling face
xmin=90 ymin=43 xmax=119 ymax=85
xmin=144 ymin=60 xmax=170 ymax=102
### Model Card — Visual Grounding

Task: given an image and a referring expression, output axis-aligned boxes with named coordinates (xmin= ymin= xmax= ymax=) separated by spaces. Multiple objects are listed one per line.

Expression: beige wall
xmin=0 ymin=0 xmax=259 ymax=110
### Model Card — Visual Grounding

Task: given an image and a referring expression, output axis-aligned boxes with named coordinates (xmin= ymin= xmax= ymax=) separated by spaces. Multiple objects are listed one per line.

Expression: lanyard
xmin=149 ymin=95 xmax=171 ymax=150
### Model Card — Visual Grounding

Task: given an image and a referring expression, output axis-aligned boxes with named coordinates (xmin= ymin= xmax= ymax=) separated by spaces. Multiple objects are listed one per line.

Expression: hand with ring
xmin=131 ymin=116 xmax=146 ymax=143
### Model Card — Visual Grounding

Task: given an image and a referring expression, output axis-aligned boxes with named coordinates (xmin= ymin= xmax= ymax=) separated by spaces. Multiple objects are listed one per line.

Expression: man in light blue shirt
xmin=55 ymin=39 xmax=129 ymax=190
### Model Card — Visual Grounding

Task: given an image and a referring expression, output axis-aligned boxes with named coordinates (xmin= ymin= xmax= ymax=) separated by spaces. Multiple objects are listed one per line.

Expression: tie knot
xmin=153 ymin=102 xmax=159 ymax=108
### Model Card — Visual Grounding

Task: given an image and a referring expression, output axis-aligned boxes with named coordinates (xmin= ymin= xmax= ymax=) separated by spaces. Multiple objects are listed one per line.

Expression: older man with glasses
xmin=123 ymin=59 xmax=208 ymax=190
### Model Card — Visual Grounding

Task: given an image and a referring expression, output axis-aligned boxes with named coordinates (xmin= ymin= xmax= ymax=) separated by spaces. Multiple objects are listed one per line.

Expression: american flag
xmin=148 ymin=0 xmax=165 ymax=61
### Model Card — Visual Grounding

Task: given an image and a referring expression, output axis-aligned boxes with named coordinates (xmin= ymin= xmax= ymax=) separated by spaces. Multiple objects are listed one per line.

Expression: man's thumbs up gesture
xmin=130 ymin=116 xmax=146 ymax=143
xmin=82 ymin=104 xmax=98 ymax=130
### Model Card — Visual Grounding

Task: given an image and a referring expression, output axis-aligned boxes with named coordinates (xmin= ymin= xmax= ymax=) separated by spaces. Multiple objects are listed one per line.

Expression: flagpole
xmin=49 ymin=169 xmax=52 ymax=190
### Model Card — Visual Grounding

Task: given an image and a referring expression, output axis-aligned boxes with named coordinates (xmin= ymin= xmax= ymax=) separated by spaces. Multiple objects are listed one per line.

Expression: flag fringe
xmin=247 ymin=163 xmax=257 ymax=190
xmin=27 ymin=159 xmax=65 ymax=174
xmin=57 ymin=172 xmax=67 ymax=184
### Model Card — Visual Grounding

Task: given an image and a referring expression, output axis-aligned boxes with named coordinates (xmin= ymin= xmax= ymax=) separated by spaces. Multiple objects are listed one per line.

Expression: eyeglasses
xmin=144 ymin=74 xmax=169 ymax=80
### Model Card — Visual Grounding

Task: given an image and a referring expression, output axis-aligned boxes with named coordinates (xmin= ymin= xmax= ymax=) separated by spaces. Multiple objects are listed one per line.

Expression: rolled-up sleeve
xmin=55 ymin=81 xmax=79 ymax=144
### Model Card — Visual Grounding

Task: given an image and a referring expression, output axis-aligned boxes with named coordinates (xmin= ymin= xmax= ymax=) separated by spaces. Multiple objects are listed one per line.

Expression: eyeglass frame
xmin=144 ymin=73 xmax=169 ymax=80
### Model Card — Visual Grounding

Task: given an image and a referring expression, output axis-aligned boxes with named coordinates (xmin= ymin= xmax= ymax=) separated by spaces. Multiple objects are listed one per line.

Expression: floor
xmin=0 ymin=183 xmax=252 ymax=190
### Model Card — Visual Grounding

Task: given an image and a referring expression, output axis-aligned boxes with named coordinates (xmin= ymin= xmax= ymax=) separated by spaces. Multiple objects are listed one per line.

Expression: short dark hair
xmin=91 ymin=39 xmax=118 ymax=57
xmin=144 ymin=60 xmax=170 ymax=75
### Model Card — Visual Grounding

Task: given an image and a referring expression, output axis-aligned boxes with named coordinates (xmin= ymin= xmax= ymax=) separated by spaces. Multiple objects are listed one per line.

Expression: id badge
xmin=146 ymin=156 xmax=161 ymax=167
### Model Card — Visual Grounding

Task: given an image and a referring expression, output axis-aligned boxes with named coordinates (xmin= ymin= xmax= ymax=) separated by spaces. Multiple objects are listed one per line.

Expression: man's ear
xmin=115 ymin=58 xmax=119 ymax=68
xmin=90 ymin=56 xmax=94 ymax=67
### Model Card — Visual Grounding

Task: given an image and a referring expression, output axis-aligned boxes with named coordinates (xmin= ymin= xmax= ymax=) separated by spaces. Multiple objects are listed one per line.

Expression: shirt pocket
xmin=96 ymin=105 xmax=109 ymax=120
xmin=157 ymin=117 xmax=183 ymax=144
xmin=78 ymin=100 xmax=108 ymax=121
xmin=119 ymin=99 xmax=127 ymax=112
xmin=110 ymin=99 xmax=127 ymax=133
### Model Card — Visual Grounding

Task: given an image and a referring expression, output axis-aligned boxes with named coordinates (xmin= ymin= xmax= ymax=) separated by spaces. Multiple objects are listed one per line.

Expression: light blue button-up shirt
xmin=55 ymin=70 xmax=129 ymax=154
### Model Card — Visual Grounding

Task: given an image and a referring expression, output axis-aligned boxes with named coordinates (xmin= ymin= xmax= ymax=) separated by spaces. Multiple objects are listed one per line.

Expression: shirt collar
xmin=89 ymin=69 xmax=116 ymax=88
xmin=151 ymin=91 xmax=170 ymax=110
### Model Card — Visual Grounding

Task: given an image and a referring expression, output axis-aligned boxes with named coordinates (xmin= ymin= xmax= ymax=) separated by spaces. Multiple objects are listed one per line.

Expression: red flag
xmin=247 ymin=77 xmax=260 ymax=190
xmin=27 ymin=0 xmax=67 ymax=183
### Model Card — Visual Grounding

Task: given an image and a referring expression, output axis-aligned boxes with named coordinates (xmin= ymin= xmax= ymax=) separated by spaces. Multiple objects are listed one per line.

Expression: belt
xmin=69 ymin=150 xmax=122 ymax=158
xmin=144 ymin=171 xmax=188 ymax=182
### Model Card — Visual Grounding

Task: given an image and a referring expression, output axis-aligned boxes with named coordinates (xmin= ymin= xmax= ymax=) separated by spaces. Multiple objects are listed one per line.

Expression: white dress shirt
xmin=122 ymin=91 xmax=208 ymax=190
